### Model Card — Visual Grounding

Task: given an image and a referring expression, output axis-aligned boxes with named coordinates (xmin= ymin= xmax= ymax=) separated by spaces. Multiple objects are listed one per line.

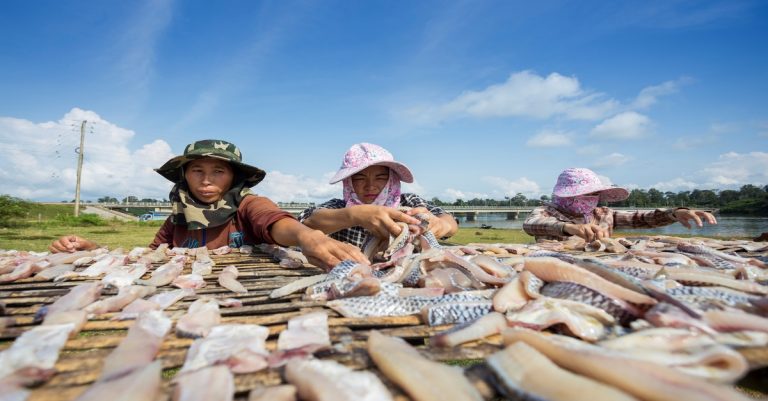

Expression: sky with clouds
xmin=0 ymin=1 xmax=766 ymax=203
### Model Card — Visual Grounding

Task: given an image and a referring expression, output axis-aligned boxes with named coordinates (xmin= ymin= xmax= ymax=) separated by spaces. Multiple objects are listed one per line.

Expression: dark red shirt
xmin=149 ymin=195 xmax=294 ymax=249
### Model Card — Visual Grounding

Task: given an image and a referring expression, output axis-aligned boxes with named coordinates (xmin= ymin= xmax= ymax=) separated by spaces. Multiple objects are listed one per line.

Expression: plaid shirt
xmin=523 ymin=204 xmax=680 ymax=241
xmin=298 ymin=193 xmax=447 ymax=249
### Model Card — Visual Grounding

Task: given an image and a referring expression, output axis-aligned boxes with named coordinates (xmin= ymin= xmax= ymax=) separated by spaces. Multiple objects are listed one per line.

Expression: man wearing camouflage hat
xmin=50 ymin=139 xmax=366 ymax=270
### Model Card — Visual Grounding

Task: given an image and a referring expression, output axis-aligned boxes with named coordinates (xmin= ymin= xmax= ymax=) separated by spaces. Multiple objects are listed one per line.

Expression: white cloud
xmin=591 ymin=152 xmax=631 ymax=168
xmin=631 ymin=79 xmax=688 ymax=109
xmin=483 ymin=176 xmax=542 ymax=197
xmin=590 ymin=112 xmax=652 ymax=139
xmin=258 ymin=171 xmax=339 ymax=203
xmin=595 ymin=174 xmax=616 ymax=187
xmin=649 ymin=152 xmax=768 ymax=191
xmin=0 ymin=109 xmax=175 ymax=201
xmin=402 ymin=181 xmax=427 ymax=198
xmin=703 ymin=152 xmax=768 ymax=187
xmin=441 ymin=188 xmax=489 ymax=202
xmin=526 ymin=129 xmax=573 ymax=147
xmin=404 ymin=70 xmax=617 ymax=124
xmin=651 ymin=178 xmax=700 ymax=192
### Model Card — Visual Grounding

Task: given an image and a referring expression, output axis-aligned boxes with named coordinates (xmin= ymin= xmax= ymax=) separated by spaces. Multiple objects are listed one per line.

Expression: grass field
xmin=0 ymin=202 xmax=544 ymax=251
xmin=0 ymin=220 xmax=163 ymax=251
xmin=0 ymin=203 xmax=746 ymax=251
xmin=0 ymin=223 xmax=537 ymax=251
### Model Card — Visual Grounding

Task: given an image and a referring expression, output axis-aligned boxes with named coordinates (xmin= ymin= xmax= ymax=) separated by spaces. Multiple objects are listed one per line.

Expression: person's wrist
xmin=345 ymin=207 xmax=360 ymax=227
xmin=297 ymin=228 xmax=324 ymax=245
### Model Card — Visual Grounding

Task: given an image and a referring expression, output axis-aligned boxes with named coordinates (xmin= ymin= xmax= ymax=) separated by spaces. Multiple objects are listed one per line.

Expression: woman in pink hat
xmin=523 ymin=167 xmax=717 ymax=242
xmin=299 ymin=143 xmax=458 ymax=251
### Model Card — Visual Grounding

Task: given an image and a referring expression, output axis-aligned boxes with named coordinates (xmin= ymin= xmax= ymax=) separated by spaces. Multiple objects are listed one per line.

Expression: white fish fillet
xmin=367 ymin=331 xmax=482 ymax=401
xmin=284 ymin=358 xmax=392 ymax=401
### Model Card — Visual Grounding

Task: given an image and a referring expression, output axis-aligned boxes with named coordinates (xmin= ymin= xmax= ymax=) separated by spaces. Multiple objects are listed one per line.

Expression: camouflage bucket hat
xmin=155 ymin=139 xmax=266 ymax=187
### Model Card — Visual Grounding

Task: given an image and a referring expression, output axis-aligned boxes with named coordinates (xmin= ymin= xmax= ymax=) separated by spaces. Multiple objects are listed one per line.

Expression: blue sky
xmin=1 ymin=0 xmax=766 ymax=203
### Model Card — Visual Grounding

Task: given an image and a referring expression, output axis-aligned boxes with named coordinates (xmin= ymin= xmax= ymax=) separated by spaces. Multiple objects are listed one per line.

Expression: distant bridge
xmin=44 ymin=202 xmax=716 ymax=221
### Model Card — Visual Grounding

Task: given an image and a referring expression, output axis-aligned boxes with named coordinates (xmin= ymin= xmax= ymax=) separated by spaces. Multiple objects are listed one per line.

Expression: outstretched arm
xmin=522 ymin=207 xmax=569 ymax=238
xmin=302 ymin=204 xmax=420 ymax=239
xmin=269 ymin=217 xmax=368 ymax=271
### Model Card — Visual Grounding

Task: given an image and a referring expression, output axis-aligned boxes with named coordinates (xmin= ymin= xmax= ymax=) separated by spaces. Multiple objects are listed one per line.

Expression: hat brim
xmin=329 ymin=161 xmax=414 ymax=184
xmin=155 ymin=154 xmax=266 ymax=188
xmin=554 ymin=185 xmax=629 ymax=203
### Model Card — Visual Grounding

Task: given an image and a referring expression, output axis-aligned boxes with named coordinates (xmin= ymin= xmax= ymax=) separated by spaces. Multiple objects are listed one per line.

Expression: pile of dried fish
xmin=0 ymin=233 xmax=766 ymax=400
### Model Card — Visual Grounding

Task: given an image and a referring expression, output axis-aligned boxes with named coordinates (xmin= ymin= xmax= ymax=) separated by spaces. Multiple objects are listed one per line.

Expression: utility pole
xmin=74 ymin=120 xmax=87 ymax=217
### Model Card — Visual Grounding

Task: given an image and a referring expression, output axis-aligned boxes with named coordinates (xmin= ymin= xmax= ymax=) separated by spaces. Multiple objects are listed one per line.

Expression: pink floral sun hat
xmin=552 ymin=167 xmax=629 ymax=202
xmin=329 ymin=143 xmax=414 ymax=184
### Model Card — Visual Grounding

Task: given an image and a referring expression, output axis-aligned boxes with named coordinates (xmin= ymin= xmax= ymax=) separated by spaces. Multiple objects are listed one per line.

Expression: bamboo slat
xmin=1 ymin=247 xmax=767 ymax=400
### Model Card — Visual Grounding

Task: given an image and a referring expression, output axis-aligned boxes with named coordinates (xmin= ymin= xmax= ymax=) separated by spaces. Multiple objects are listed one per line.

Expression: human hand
xmin=349 ymin=205 xmax=420 ymax=239
xmin=296 ymin=229 xmax=368 ymax=271
xmin=673 ymin=209 xmax=718 ymax=229
xmin=48 ymin=235 xmax=98 ymax=253
xmin=405 ymin=207 xmax=454 ymax=238
xmin=563 ymin=223 xmax=609 ymax=243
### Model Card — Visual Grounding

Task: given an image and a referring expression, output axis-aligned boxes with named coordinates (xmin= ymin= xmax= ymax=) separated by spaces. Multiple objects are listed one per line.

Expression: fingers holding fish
xmin=564 ymin=223 xmax=609 ymax=243
xmin=674 ymin=209 xmax=718 ymax=229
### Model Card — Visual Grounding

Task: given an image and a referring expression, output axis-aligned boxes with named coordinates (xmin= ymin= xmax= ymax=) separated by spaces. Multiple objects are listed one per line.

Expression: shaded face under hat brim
xmin=155 ymin=154 xmax=266 ymax=188
xmin=329 ymin=161 xmax=414 ymax=184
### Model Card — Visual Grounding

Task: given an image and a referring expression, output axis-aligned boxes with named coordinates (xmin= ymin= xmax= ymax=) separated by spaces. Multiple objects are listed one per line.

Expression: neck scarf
xmin=552 ymin=195 xmax=600 ymax=223
xmin=169 ymin=179 xmax=252 ymax=230
xmin=343 ymin=171 xmax=401 ymax=208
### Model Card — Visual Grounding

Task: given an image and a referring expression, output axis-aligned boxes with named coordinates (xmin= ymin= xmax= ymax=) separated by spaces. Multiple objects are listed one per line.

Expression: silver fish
xmin=422 ymin=301 xmax=493 ymax=326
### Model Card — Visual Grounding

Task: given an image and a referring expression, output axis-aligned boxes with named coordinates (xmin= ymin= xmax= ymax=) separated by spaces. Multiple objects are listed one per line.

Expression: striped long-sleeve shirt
xmin=522 ymin=204 xmax=682 ymax=241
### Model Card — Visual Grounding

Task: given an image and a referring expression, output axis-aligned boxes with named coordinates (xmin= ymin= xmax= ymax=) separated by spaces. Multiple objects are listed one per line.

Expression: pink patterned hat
xmin=552 ymin=167 xmax=629 ymax=202
xmin=329 ymin=143 xmax=414 ymax=184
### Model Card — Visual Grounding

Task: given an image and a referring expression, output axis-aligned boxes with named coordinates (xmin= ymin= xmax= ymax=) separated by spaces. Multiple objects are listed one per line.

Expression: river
xmin=456 ymin=213 xmax=768 ymax=238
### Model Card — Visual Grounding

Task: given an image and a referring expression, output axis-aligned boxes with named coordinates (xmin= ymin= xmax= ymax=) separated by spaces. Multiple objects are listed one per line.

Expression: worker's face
xmin=351 ymin=165 xmax=390 ymax=204
xmin=184 ymin=158 xmax=234 ymax=204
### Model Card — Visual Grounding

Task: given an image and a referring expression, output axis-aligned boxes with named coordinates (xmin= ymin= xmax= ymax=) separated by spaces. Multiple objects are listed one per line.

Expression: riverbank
xmin=457 ymin=213 xmax=768 ymax=239
xmin=4 ymin=222 xmax=762 ymax=253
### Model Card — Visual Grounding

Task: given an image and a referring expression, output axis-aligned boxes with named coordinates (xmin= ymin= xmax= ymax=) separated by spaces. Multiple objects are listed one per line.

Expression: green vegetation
xmin=0 ymin=195 xmax=32 ymax=226
xmin=428 ymin=184 xmax=768 ymax=216
xmin=0 ymin=203 xmax=163 ymax=251
xmin=719 ymin=197 xmax=768 ymax=216
xmin=449 ymin=227 xmax=535 ymax=245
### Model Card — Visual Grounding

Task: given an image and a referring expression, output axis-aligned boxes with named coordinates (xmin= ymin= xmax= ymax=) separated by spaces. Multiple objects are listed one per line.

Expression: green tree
xmin=0 ymin=195 xmax=31 ymax=226
xmin=512 ymin=193 xmax=527 ymax=206
xmin=739 ymin=184 xmax=764 ymax=199
xmin=718 ymin=190 xmax=739 ymax=206
xmin=647 ymin=188 xmax=664 ymax=206
xmin=664 ymin=191 xmax=676 ymax=206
